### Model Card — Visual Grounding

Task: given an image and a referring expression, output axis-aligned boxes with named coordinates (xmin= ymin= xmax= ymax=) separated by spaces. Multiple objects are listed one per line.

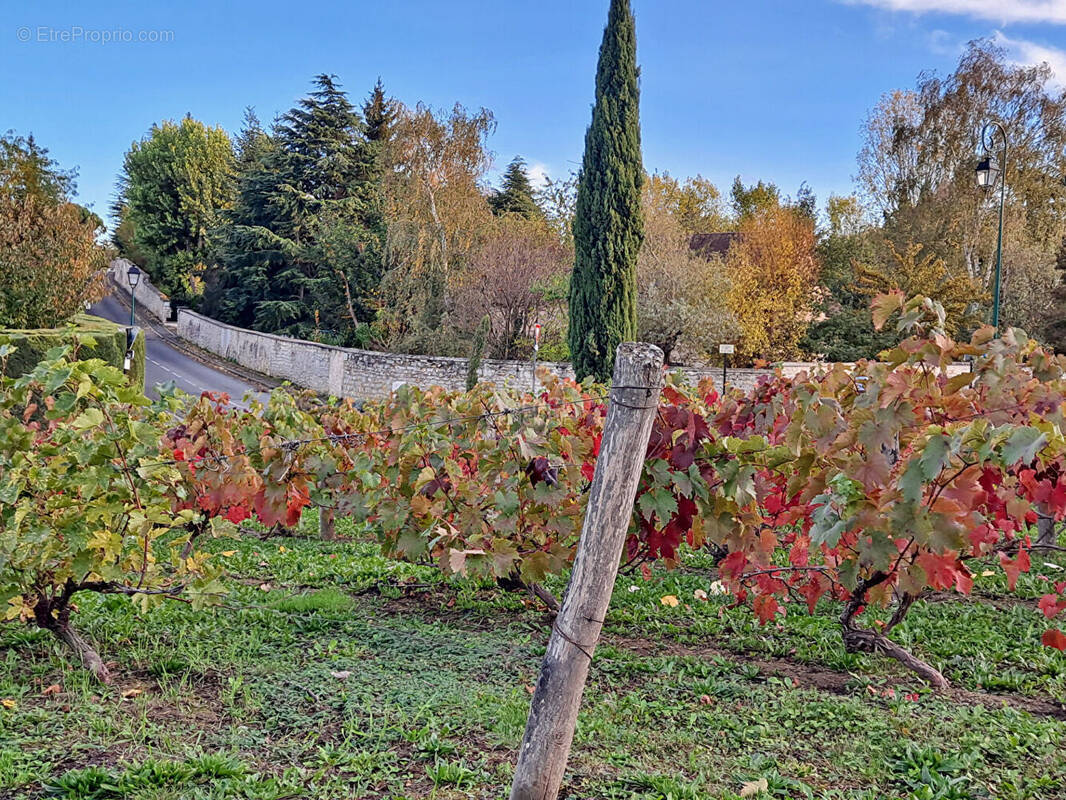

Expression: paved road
xmin=90 ymin=294 xmax=269 ymax=406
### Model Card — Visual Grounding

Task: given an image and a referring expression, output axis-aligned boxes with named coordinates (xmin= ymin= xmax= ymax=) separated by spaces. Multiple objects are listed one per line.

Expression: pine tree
xmin=363 ymin=78 xmax=397 ymax=144
xmin=202 ymin=111 xmax=283 ymax=327
xmin=211 ymin=75 xmax=383 ymax=341
xmin=567 ymin=0 xmax=644 ymax=382
xmin=489 ymin=156 xmax=541 ymax=218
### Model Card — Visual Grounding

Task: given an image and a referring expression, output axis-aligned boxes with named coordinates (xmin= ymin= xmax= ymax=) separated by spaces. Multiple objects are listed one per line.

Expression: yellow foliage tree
xmin=0 ymin=195 xmax=109 ymax=329
xmin=725 ymin=205 xmax=819 ymax=361
xmin=857 ymin=241 xmax=985 ymax=335
xmin=378 ymin=102 xmax=496 ymax=350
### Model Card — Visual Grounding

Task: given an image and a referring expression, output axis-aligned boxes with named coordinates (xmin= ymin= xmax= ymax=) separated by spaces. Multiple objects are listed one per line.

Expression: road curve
xmin=89 ymin=294 xmax=270 ymax=407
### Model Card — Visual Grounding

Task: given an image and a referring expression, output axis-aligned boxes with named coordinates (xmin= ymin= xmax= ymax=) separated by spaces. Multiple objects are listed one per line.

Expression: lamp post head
xmin=127 ymin=265 xmax=142 ymax=289
xmin=975 ymin=156 xmax=999 ymax=190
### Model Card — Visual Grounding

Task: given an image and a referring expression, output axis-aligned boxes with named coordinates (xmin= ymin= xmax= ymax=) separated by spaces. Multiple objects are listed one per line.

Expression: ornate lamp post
xmin=976 ymin=122 xmax=1007 ymax=330
xmin=126 ymin=265 xmax=142 ymax=328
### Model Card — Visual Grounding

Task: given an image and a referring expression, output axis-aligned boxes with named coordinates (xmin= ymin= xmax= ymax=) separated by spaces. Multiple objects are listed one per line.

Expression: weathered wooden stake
xmin=509 ymin=342 xmax=664 ymax=800
xmin=319 ymin=506 xmax=336 ymax=541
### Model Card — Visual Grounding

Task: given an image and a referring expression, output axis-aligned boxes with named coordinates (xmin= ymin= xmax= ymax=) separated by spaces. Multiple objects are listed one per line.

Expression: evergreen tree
xmin=362 ymin=78 xmax=397 ymax=144
xmin=211 ymin=75 xmax=384 ymax=341
xmin=233 ymin=107 xmax=272 ymax=168
xmin=489 ymin=156 xmax=541 ymax=218
xmin=567 ymin=0 xmax=643 ymax=382
xmin=202 ymin=112 xmax=283 ymax=326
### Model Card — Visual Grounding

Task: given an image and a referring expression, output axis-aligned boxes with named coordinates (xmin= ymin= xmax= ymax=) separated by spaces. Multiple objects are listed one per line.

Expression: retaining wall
xmin=108 ymin=258 xmax=171 ymax=323
xmin=179 ymin=308 xmax=959 ymax=400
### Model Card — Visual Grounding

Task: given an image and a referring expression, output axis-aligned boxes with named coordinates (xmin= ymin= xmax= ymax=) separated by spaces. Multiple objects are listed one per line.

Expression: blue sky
xmin=4 ymin=0 xmax=1065 ymax=225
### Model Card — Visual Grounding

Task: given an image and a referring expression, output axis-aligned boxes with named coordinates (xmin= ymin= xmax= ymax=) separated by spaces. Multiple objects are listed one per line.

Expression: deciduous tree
xmin=637 ymin=183 xmax=735 ymax=363
xmin=378 ymin=101 xmax=496 ymax=350
xmin=856 ymin=39 xmax=1066 ymax=328
xmin=642 ymin=171 xmax=730 ymax=235
xmin=0 ymin=134 xmax=109 ymax=328
xmin=117 ymin=116 xmax=235 ymax=302
xmin=857 ymin=241 xmax=985 ymax=336
xmin=726 ymin=205 xmax=819 ymax=361
xmin=451 ymin=216 xmax=568 ymax=360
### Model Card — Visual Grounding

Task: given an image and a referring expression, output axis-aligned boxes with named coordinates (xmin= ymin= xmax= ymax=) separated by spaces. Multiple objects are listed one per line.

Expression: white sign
xmin=719 ymin=344 xmax=735 ymax=355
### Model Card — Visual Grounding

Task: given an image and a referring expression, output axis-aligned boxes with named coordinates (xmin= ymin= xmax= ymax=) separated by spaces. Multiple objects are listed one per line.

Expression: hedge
xmin=0 ymin=314 xmax=146 ymax=392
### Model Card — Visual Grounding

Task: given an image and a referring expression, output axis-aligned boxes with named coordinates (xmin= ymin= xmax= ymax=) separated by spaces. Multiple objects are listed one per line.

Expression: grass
xmin=2 ymin=514 xmax=1065 ymax=799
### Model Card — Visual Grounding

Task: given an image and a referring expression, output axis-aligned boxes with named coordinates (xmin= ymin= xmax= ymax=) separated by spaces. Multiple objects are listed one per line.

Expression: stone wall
xmin=176 ymin=307 xmax=968 ymax=401
xmin=177 ymin=309 xmax=578 ymax=397
xmin=108 ymin=259 xmax=171 ymax=323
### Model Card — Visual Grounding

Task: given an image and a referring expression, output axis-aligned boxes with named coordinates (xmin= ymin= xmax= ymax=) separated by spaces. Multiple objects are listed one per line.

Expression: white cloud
xmin=844 ymin=0 xmax=1066 ymax=25
xmin=525 ymin=162 xmax=551 ymax=191
xmin=993 ymin=31 xmax=1066 ymax=86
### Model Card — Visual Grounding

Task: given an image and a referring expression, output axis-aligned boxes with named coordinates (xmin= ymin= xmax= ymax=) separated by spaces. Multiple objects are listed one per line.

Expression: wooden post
xmin=319 ymin=506 xmax=336 ymax=541
xmin=509 ymin=342 xmax=663 ymax=800
xmin=1036 ymin=507 xmax=1057 ymax=548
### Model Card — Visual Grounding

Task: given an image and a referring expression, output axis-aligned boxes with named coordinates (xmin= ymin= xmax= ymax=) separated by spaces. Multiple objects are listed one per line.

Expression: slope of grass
xmin=2 ymin=518 xmax=1064 ymax=799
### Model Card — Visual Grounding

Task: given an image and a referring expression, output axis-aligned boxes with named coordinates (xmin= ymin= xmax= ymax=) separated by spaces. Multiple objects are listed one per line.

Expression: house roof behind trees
xmin=689 ymin=232 xmax=739 ymax=259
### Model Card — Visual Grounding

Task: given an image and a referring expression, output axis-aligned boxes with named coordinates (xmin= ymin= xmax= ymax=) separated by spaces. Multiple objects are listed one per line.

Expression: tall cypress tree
xmin=568 ymin=0 xmax=644 ymax=382
xmin=490 ymin=156 xmax=541 ymax=218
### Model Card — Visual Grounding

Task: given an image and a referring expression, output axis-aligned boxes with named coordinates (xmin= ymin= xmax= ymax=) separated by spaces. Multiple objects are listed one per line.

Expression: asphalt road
xmin=89 ymin=294 xmax=269 ymax=406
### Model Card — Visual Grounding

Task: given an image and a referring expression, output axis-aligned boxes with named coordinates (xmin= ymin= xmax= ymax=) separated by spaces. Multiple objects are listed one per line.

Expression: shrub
xmin=0 ymin=314 xmax=145 ymax=391
xmin=0 ymin=350 xmax=218 ymax=682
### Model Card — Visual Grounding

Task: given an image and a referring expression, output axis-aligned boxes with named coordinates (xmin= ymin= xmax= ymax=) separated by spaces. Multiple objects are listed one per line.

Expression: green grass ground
xmin=2 ymin=516 xmax=1065 ymax=799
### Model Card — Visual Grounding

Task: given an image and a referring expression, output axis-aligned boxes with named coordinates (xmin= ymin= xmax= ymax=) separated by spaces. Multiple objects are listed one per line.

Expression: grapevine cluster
xmin=3 ymin=294 xmax=1066 ymax=685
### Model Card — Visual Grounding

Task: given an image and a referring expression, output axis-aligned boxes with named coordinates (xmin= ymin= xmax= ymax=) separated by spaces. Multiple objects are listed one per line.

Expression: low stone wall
xmin=175 ymin=307 xmax=967 ymax=400
xmin=177 ymin=309 xmax=576 ymax=398
xmin=108 ymin=259 xmax=171 ymax=323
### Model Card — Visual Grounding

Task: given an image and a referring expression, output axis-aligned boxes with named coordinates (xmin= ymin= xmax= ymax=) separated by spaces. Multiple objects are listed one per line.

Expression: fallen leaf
xmin=41 ymin=684 xmax=61 ymax=696
xmin=278 ymin=545 xmax=287 ymax=553
xmin=698 ymin=694 xmax=712 ymax=705
xmin=627 ymin=585 xmax=640 ymax=593
xmin=660 ymin=595 xmax=680 ymax=608
xmin=708 ymin=580 xmax=728 ymax=596
xmin=740 ymin=778 xmax=768 ymax=797
xmin=1 ymin=698 xmax=15 ymax=710
xmin=693 ymin=589 xmax=709 ymax=601
xmin=121 ymin=688 xmax=142 ymax=700
xmin=258 ymin=583 xmax=272 ymax=592
xmin=981 ymin=569 xmax=995 ymax=577
xmin=220 ymin=550 xmax=237 ymax=557
xmin=329 ymin=670 xmax=352 ymax=680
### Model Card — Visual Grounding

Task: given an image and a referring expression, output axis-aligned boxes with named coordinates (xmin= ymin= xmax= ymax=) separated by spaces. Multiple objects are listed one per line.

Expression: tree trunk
xmin=841 ymin=626 xmax=948 ymax=688
xmin=509 ymin=342 xmax=664 ymax=800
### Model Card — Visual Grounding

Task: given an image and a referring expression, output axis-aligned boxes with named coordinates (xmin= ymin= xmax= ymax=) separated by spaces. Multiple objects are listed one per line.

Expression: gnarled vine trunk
xmin=33 ymin=587 xmax=111 ymax=684
xmin=839 ymin=574 xmax=949 ymax=689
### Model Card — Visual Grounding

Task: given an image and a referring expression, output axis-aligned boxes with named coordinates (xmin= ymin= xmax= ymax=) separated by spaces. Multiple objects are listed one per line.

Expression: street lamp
xmin=126 ymin=265 xmax=142 ymax=328
xmin=976 ymin=122 xmax=1007 ymax=330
